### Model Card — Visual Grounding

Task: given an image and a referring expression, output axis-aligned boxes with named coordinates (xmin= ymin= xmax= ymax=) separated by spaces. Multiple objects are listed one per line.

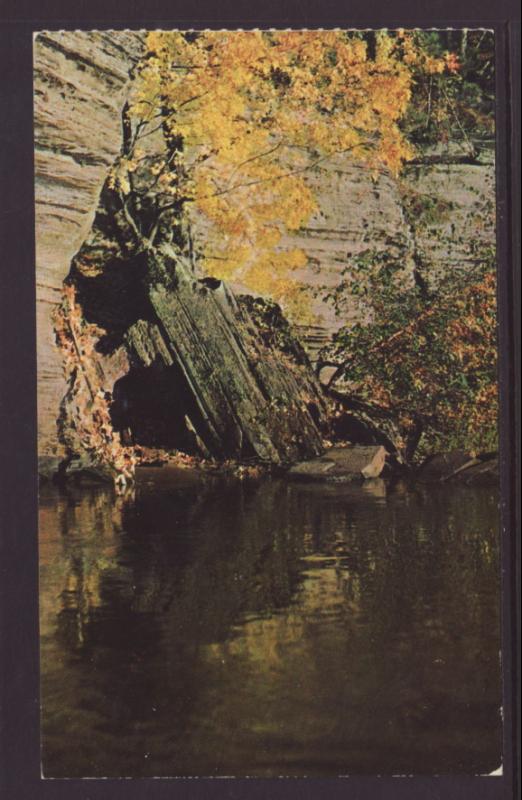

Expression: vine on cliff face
xmin=54 ymin=284 xmax=135 ymax=483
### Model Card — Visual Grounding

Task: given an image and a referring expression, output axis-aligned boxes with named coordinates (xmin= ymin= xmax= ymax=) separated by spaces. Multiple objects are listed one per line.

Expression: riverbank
xmin=38 ymin=444 xmax=499 ymax=489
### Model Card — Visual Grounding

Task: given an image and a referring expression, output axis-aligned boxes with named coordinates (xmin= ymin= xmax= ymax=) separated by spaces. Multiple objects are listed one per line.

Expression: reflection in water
xmin=39 ymin=468 xmax=502 ymax=777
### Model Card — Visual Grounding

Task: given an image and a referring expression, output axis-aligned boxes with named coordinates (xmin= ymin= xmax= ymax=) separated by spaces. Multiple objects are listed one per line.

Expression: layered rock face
xmin=285 ymin=144 xmax=495 ymax=359
xmin=283 ymin=157 xmax=412 ymax=326
xmin=402 ymin=146 xmax=495 ymax=281
xmin=34 ymin=30 xmax=145 ymax=455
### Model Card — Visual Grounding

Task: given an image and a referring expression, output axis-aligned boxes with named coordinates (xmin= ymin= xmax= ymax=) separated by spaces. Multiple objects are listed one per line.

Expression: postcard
xmin=33 ymin=27 xmax=509 ymax=779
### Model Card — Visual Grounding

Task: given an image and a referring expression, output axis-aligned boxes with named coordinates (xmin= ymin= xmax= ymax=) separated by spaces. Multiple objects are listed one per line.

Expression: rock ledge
xmin=288 ymin=445 xmax=386 ymax=482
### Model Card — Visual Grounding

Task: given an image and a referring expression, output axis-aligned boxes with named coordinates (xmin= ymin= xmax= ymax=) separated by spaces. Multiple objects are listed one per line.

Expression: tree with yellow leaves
xmin=111 ymin=29 xmax=446 ymax=313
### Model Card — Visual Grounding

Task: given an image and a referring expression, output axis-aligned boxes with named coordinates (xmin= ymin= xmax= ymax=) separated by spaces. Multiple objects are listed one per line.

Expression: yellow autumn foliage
xmin=126 ymin=30 xmax=445 ymax=313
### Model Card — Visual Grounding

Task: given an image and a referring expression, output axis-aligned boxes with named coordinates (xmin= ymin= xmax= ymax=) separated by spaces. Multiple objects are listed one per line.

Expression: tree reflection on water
xmin=39 ymin=469 xmax=502 ymax=777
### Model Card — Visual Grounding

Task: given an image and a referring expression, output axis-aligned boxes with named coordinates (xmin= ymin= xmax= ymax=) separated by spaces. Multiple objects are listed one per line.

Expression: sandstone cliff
xmin=34 ymin=31 xmax=496 ymax=458
xmin=34 ymin=30 xmax=145 ymax=455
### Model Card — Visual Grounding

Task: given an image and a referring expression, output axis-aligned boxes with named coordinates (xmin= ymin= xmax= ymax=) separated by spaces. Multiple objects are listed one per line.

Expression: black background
xmin=0 ymin=2 xmax=520 ymax=798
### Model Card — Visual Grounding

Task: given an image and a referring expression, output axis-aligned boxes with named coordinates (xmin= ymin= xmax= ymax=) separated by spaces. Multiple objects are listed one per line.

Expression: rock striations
xmin=34 ymin=30 xmax=145 ymax=455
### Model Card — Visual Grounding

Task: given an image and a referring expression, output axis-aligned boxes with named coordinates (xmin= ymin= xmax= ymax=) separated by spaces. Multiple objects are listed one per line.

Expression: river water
xmin=39 ymin=467 xmax=502 ymax=777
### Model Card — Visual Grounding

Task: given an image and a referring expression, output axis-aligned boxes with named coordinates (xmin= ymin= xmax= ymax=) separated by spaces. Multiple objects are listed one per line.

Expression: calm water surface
xmin=39 ymin=467 xmax=502 ymax=777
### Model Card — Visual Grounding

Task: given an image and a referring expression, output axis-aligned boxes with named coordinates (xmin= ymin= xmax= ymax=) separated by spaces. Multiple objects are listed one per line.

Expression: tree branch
xmin=193 ymin=142 xmax=373 ymax=202
xmin=324 ymin=306 xmax=438 ymax=389
xmin=120 ymin=193 xmax=143 ymax=243
xmin=225 ymin=140 xmax=284 ymax=185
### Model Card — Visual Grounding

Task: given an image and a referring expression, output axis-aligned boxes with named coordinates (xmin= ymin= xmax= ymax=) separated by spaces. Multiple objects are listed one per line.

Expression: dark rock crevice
xmin=70 ymin=252 xmax=154 ymax=354
xmin=110 ymin=359 xmax=213 ymax=455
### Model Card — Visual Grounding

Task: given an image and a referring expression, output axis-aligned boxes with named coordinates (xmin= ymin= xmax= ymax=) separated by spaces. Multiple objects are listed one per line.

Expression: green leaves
xmin=399 ymin=29 xmax=495 ymax=149
xmin=322 ymin=246 xmax=498 ymax=462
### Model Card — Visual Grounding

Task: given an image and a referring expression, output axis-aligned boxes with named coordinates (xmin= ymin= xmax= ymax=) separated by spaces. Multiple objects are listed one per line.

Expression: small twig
xmin=440 ymin=83 xmax=477 ymax=158
xmin=425 ymin=76 xmax=433 ymax=129
xmin=225 ymin=140 xmax=284 ymax=185
xmin=135 ymin=120 xmax=167 ymax=140
xmin=178 ymin=90 xmax=211 ymax=109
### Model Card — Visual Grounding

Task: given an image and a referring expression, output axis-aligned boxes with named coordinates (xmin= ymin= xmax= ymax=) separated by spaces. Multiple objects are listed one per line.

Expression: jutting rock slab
xmin=288 ymin=445 xmax=387 ymax=482
xmin=56 ymin=233 xmax=330 ymax=473
xmin=418 ymin=450 xmax=498 ymax=486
